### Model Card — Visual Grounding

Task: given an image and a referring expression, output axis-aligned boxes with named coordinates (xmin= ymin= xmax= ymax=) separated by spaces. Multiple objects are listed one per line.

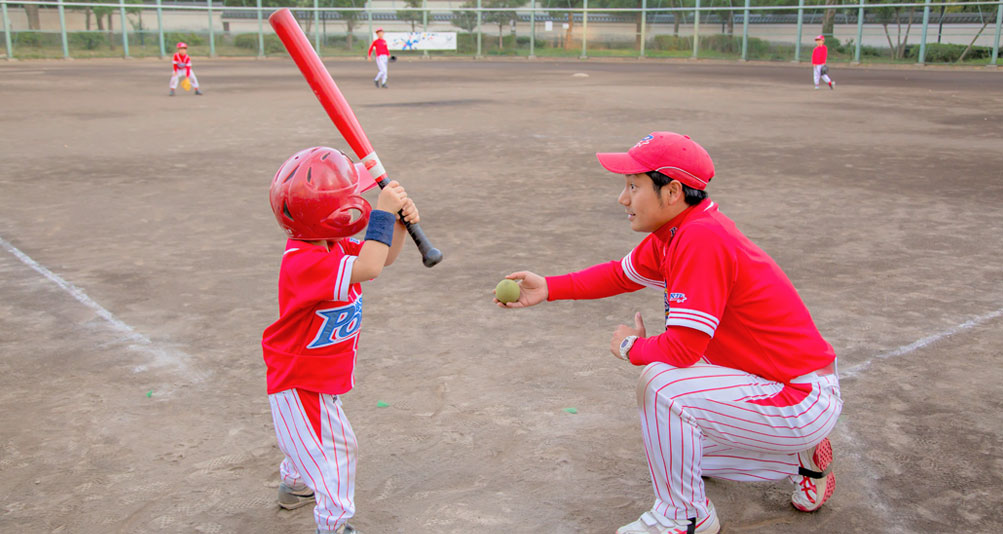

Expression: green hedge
xmin=234 ymin=32 xmax=285 ymax=54
xmin=907 ymin=42 xmax=994 ymax=62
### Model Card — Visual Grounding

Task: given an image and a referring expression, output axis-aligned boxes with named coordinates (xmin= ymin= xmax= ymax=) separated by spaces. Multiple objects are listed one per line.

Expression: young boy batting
xmin=262 ymin=146 xmax=419 ymax=534
xmin=169 ymin=42 xmax=203 ymax=96
xmin=812 ymin=34 xmax=835 ymax=90
xmin=496 ymin=132 xmax=842 ymax=534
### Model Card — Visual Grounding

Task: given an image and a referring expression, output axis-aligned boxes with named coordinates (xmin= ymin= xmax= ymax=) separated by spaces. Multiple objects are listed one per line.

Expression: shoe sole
xmin=278 ymin=495 xmax=314 ymax=510
xmin=793 ymin=438 xmax=835 ymax=512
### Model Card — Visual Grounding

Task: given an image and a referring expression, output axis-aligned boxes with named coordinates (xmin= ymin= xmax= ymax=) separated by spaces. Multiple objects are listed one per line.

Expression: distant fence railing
xmin=2 ymin=0 xmax=1001 ymax=65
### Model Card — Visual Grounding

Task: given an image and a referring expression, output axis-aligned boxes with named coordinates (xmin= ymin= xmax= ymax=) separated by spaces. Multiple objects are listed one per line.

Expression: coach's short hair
xmin=647 ymin=170 xmax=708 ymax=206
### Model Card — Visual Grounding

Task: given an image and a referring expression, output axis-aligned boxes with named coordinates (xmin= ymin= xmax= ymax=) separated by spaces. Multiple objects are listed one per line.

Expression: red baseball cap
xmin=176 ymin=41 xmax=187 ymax=48
xmin=596 ymin=132 xmax=715 ymax=190
xmin=375 ymin=27 xmax=384 ymax=32
xmin=815 ymin=34 xmax=825 ymax=40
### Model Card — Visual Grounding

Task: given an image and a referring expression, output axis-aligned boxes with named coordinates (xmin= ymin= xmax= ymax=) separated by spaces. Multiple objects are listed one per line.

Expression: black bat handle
xmin=376 ymin=178 xmax=443 ymax=268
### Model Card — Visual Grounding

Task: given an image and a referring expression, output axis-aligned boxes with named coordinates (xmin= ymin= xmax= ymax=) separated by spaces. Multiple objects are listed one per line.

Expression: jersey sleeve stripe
xmin=621 ymin=254 xmax=664 ymax=289
xmin=670 ymin=307 xmax=720 ymax=327
xmin=334 ymin=255 xmax=356 ymax=302
xmin=666 ymin=318 xmax=717 ymax=337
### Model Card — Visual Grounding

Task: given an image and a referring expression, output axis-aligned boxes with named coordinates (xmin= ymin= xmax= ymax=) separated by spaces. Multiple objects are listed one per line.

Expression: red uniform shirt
xmin=546 ymin=200 xmax=835 ymax=385
xmin=368 ymin=38 xmax=389 ymax=58
xmin=262 ymin=238 xmax=363 ymax=395
xmin=812 ymin=45 xmax=828 ymax=65
xmin=172 ymin=52 xmax=192 ymax=76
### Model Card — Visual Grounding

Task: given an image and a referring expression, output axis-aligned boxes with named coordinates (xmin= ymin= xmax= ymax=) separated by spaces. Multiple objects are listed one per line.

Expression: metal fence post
xmin=257 ymin=0 xmax=264 ymax=57
xmin=476 ymin=0 xmax=482 ymax=57
xmin=156 ymin=0 xmax=165 ymax=58
xmin=313 ymin=0 xmax=320 ymax=53
xmin=741 ymin=0 xmax=750 ymax=60
xmin=58 ymin=0 xmax=69 ymax=58
xmin=422 ymin=0 xmax=428 ymax=58
xmin=208 ymin=0 xmax=216 ymax=57
xmin=2 ymin=0 xmax=12 ymax=60
xmin=639 ymin=0 xmax=647 ymax=58
xmin=367 ymin=0 xmax=372 ymax=44
xmin=992 ymin=1 xmax=1002 ymax=66
xmin=794 ymin=0 xmax=804 ymax=62
xmin=693 ymin=0 xmax=700 ymax=58
xmin=119 ymin=0 xmax=130 ymax=58
xmin=529 ymin=0 xmax=535 ymax=58
xmin=918 ymin=0 xmax=930 ymax=64
xmin=854 ymin=0 xmax=864 ymax=64
xmin=581 ymin=0 xmax=587 ymax=58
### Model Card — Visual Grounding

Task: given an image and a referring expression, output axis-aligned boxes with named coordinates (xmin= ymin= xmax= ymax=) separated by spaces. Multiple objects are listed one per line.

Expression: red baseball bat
xmin=268 ymin=8 xmax=443 ymax=268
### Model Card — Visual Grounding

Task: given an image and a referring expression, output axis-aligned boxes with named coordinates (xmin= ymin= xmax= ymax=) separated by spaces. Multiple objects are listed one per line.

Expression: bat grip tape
xmin=364 ymin=210 xmax=396 ymax=247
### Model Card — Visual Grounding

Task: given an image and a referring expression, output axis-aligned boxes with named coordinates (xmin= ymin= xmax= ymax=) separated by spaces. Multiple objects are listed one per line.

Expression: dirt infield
xmin=1 ymin=57 xmax=1001 ymax=534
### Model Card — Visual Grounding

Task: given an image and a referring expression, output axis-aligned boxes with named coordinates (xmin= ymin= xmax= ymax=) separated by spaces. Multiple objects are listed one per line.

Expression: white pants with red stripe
xmin=636 ymin=361 xmax=841 ymax=524
xmin=270 ymin=389 xmax=358 ymax=533
xmin=812 ymin=64 xmax=832 ymax=87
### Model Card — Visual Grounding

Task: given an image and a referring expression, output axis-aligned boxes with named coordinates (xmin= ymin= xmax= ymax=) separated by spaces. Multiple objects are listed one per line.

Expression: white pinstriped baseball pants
xmin=270 ymin=389 xmax=358 ymax=533
xmin=636 ymin=361 xmax=841 ymax=524
xmin=168 ymin=70 xmax=199 ymax=89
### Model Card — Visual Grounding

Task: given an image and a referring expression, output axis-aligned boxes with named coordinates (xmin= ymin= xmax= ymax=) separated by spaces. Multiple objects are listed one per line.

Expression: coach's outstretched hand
xmin=495 ymin=271 xmax=547 ymax=309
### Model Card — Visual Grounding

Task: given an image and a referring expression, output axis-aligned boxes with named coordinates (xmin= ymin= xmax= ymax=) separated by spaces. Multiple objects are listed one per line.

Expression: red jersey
xmin=811 ymin=45 xmax=828 ymax=65
xmin=172 ymin=52 xmax=192 ymax=76
xmin=262 ymin=238 xmax=364 ymax=395
xmin=368 ymin=38 xmax=389 ymax=58
xmin=546 ymin=200 xmax=835 ymax=385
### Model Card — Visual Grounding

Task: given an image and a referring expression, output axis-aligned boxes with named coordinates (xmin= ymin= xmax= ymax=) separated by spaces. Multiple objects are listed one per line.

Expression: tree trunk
xmin=673 ymin=0 xmax=681 ymax=37
xmin=821 ymin=0 xmax=838 ymax=38
xmin=882 ymin=22 xmax=894 ymax=57
xmin=96 ymin=12 xmax=105 ymax=31
xmin=635 ymin=10 xmax=643 ymax=49
xmin=957 ymin=20 xmax=991 ymax=62
xmin=898 ymin=9 xmax=914 ymax=59
xmin=498 ymin=23 xmax=503 ymax=49
xmin=86 ymin=9 xmax=92 ymax=31
xmin=346 ymin=19 xmax=355 ymax=50
xmin=25 ymin=5 xmax=41 ymax=30
xmin=564 ymin=12 xmax=573 ymax=50
xmin=936 ymin=5 xmax=945 ymax=43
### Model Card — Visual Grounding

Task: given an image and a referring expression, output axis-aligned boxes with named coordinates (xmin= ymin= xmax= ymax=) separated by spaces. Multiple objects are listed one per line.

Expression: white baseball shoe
xmin=277 ymin=482 xmax=314 ymax=510
xmin=791 ymin=437 xmax=835 ymax=512
xmin=617 ymin=501 xmax=720 ymax=534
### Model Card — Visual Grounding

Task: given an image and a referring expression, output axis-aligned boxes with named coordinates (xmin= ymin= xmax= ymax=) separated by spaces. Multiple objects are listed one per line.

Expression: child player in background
xmin=262 ymin=146 xmax=419 ymax=534
xmin=812 ymin=34 xmax=835 ymax=90
xmin=367 ymin=28 xmax=390 ymax=89
xmin=169 ymin=42 xmax=202 ymax=96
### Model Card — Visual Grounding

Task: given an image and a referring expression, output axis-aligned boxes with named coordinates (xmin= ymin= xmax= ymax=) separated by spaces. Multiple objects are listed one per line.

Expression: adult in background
xmin=367 ymin=28 xmax=390 ymax=89
xmin=496 ymin=132 xmax=842 ymax=534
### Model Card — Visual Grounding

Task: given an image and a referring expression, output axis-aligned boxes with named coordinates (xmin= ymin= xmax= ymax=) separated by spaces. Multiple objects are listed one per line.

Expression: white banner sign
xmin=382 ymin=32 xmax=457 ymax=51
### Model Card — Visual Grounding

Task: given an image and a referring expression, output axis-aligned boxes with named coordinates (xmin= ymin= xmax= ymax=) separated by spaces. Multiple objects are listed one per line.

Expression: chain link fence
xmin=2 ymin=0 xmax=1001 ymax=65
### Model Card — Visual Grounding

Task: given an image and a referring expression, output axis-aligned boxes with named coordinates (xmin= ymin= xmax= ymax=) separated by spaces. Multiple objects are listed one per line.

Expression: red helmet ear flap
xmin=321 ymin=195 xmax=372 ymax=238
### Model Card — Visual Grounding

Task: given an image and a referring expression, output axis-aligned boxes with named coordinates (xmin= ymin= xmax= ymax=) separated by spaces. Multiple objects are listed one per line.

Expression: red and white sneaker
xmin=792 ymin=437 xmax=835 ymax=512
xmin=617 ymin=501 xmax=720 ymax=534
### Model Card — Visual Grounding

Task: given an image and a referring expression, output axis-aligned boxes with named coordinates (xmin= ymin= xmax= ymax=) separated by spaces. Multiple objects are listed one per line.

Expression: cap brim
xmin=596 ymin=152 xmax=650 ymax=175
xmin=354 ymin=162 xmax=379 ymax=193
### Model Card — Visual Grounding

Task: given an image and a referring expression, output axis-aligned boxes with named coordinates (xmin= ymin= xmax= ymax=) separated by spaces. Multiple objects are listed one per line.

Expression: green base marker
xmin=146 ymin=390 xmax=153 ymax=398
xmin=376 ymin=401 xmax=389 ymax=408
xmin=563 ymin=407 xmax=577 ymax=414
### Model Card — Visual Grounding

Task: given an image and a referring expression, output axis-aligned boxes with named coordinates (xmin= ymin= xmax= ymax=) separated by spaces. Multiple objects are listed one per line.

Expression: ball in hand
xmin=495 ymin=279 xmax=520 ymax=303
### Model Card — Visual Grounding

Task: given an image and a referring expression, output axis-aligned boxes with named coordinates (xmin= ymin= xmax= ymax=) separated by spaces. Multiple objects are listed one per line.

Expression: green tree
xmin=540 ymin=0 xmax=583 ymax=50
xmin=329 ymin=0 xmax=367 ymax=50
xmin=483 ymin=0 xmax=527 ymax=49
xmin=397 ymin=0 xmax=424 ymax=32
xmin=451 ymin=1 xmax=480 ymax=34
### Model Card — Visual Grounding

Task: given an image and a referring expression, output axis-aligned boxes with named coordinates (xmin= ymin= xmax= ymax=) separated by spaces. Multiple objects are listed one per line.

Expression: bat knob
xmin=422 ymin=248 xmax=444 ymax=268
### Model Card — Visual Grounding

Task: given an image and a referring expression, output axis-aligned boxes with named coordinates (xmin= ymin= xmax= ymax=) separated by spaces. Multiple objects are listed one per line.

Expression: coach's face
xmin=618 ymin=173 xmax=684 ymax=233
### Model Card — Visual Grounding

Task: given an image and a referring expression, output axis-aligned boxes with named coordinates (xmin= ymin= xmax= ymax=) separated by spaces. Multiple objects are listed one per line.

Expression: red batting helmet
xmin=269 ymin=147 xmax=377 ymax=240
xmin=176 ymin=41 xmax=187 ymax=49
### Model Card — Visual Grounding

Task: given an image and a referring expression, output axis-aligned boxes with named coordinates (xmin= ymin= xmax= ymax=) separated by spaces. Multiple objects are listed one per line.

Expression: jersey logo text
xmin=307 ymin=298 xmax=363 ymax=349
